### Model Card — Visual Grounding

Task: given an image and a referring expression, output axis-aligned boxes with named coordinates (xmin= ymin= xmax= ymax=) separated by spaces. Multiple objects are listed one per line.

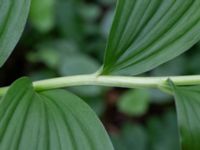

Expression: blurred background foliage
xmin=1 ymin=0 xmax=200 ymax=149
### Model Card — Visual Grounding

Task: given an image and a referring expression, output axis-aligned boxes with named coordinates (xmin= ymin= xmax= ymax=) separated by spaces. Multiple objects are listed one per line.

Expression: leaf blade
xmin=169 ymin=82 xmax=200 ymax=150
xmin=0 ymin=77 xmax=114 ymax=150
xmin=103 ymin=0 xmax=200 ymax=75
xmin=0 ymin=0 xmax=31 ymax=67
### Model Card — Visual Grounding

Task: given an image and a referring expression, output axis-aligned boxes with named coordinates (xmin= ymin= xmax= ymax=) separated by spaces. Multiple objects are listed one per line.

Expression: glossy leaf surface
xmin=103 ymin=0 xmax=200 ymax=75
xmin=170 ymin=82 xmax=200 ymax=150
xmin=0 ymin=0 xmax=30 ymax=67
xmin=0 ymin=78 xmax=114 ymax=150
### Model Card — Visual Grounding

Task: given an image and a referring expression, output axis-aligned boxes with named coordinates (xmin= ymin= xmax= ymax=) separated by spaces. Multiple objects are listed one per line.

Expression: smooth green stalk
xmin=0 ymin=74 xmax=200 ymax=96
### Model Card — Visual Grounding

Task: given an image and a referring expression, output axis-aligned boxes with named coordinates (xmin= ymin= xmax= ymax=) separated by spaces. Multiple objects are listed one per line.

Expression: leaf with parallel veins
xmin=0 ymin=77 xmax=114 ymax=150
xmin=102 ymin=0 xmax=200 ymax=75
xmin=0 ymin=0 xmax=30 ymax=67
xmin=169 ymin=81 xmax=200 ymax=150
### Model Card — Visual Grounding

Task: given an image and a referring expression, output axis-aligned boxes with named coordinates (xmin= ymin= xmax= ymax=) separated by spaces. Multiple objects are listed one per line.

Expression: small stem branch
xmin=1 ymin=74 xmax=200 ymax=96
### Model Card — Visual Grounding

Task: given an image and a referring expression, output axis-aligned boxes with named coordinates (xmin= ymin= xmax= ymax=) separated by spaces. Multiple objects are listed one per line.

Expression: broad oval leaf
xmin=0 ymin=78 xmax=114 ymax=150
xmin=102 ymin=0 xmax=200 ymax=75
xmin=0 ymin=0 xmax=30 ymax=67
xmin=169 ymin=81 xmax=200 ymax=150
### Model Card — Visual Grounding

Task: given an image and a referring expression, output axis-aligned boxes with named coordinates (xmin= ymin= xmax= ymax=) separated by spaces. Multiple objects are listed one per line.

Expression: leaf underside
xmin=0 ymin=78 xmax=114 ymax=150
xmin=169 ymin=82 xmax=200 ymax=150
xmin=102 ymin=0 xmax=200 ymax=75
xmin=0 ymin=0 xmax=30 ymax=67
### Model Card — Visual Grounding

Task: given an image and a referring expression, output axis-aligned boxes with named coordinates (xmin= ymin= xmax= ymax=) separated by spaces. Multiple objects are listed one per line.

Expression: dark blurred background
xmin=1 ymin=0 xmax=200 ymax=149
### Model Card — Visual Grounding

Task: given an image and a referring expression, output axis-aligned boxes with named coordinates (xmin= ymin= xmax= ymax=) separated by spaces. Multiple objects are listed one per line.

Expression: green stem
xmin=0 ymin=74 xmax=200 ymax=96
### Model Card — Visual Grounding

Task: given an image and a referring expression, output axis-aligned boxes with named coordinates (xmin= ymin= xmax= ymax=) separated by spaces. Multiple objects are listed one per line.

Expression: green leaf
xmin=0 ymin=0 xmax=31 ymax=67
xmin=151 ymin=55 xmax=186 ymax=76
xmin=102 ymin=0 xmax=200 ymax=75
xmin=169 ymin=81 xmax=200 ymax=150
xmin=0 ymin=78 xmax=114 ymax=150
xmin=117 ymin=89 xmax=150 ymax=116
